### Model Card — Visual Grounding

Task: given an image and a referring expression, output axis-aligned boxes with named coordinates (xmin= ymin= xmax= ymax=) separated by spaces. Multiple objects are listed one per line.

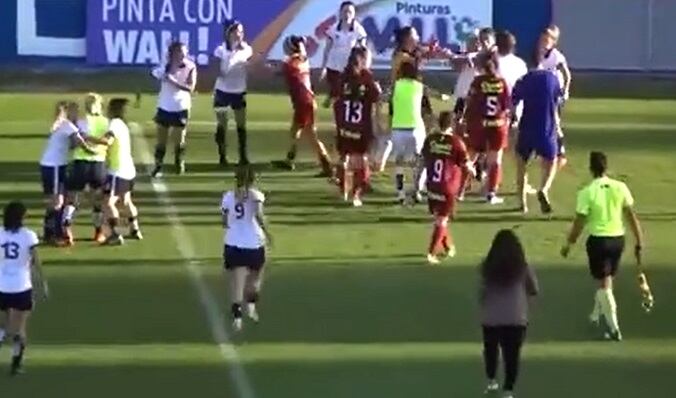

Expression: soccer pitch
xmin=0 ymin=93 xmax=675 ymax=397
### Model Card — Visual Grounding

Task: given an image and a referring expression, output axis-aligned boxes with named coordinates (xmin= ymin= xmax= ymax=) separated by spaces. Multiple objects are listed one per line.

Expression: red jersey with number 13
xmin=422 ymin=133 xmax=469 ymax=196
xmin=466 ymin=75 xmax=510 ymax=132
xmin=333 ymin=70 xmax=380 ymax=154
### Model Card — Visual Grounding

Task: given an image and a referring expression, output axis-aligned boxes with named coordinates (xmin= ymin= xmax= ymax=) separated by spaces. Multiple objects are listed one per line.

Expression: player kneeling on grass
xmin=480 ymin=229 xmax=538 ymax=398
xmin=561 ymin=152 xmax=648 ymax=341
xmin=89 ymin=98 xmax=142 ymax=245
xmin=0 ymin=201 xmax=49 ymax=376
xmin=420 ymin=112 xmax=473 ymax=264
xmin=39 ymin=101 xmax=95 ymax=246
xmin=221 ymin=165 xmax=272 ymax=332
xmin=333 ymin=46 xmax=381 ymax=207
xmin=62 ymin=93 xmax=110 ymax=245
xmin=272 ymin=35 xmax=332 ymax=177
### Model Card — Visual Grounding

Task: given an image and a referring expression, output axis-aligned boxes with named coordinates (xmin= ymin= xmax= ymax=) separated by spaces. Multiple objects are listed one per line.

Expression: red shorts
xmin=326 ymin=68 xmax=343 ymax=99
xmin=427 ymin=191 xmax=455 ymax=217
xmin=337 ymin=135 xmax=371 ymax=156
xmin=467 ymin=126 xmax=508 ymax=152
xmin=293 ymin=100 xmax=316 ymax=129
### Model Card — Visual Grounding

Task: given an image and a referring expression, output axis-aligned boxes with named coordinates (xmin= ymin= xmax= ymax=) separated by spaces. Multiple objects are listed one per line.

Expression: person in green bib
xmin=390 ymin=61 xmax=427 ymax=204
xmin=63 ymin=93 xmax=110 ymax=245
xmin=561 ymin=151 xmax=644 ymax=341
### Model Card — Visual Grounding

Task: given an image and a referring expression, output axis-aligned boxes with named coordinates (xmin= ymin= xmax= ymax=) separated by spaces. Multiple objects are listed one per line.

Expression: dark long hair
xmin=234 ymin=164 xmax=256 ymax=201
xmin=3 ymin=201 xmax=26 ymax=232
xmin=165 ymin=40 xmax=185 ymax=72
xmin=343 ymin=46 xmax=368 ymax=100
xmin=481 ymin=229 xmax=528 ymax=286
xmin=224 ymin=20 xmax=244 ymax=51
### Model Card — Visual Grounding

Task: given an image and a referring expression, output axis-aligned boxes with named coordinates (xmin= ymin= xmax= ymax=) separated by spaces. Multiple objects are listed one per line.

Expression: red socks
xmin=428 ymin=224 xmax=445 ymax=255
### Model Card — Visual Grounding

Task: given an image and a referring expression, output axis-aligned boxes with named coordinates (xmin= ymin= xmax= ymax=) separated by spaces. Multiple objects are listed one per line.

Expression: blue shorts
xmin=214 ymin=90 xmax=246 ymax=111
xmin=154 ymin=108 xmax=189 ymax=128
xmin=516 ymin=135 xmax=558 ymax=162
xmin=40 ymin=165 xmax=67 ymax=195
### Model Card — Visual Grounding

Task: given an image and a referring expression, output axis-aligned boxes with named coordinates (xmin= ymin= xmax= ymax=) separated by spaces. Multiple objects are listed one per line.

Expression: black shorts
xmin=453 ymin=97 xmax=466 ymax=116
xmin=105 ymin=175 xmax=135 ymax=196
xmin=67 ymin=160 xmax=107 ymax=191
xmin=214 ymin=90 xmax=247 ymax=111
xmin=40 ymin=165 xmax=67 ymax=195
xmin=223 ymin=245 xmax=265 ymax=271
xmin=154 ymin=108 xmax=189 ymax=128
xmin=0 ymin=290 xmax=33 ymax=312
xmin=586 ymin=236 xmax=625 ymax=280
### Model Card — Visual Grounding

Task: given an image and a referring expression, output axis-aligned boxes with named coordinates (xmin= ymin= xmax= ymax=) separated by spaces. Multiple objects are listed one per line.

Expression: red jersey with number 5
xmin=466 ymin=75 xmax=510 ymax=132
xmin=422 ymin=133 xmax=469 ymax=196
xmin=333 ymin=70 xmax=380 ymax=154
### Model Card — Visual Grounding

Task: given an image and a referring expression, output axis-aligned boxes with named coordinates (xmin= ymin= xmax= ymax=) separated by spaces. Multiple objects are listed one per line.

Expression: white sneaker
xmin=486 ymin=194 xmax=505 ymax=205
xmin=352 ymin=197 xmax=363 ymax=207
xmin=485 ymin=380 xmax=499 ymax=394
xmin=232 ymin=318 xmax=243 ymax=332
xmin=427 ymin=253 xmax=440 ymax=265
xmin=445 ymin=245 xmax=457 ymax=258
xmin=246 ymin=304 xmax=259 ymax=323
xmin=457 ymin=191 xmax=466 ymax=202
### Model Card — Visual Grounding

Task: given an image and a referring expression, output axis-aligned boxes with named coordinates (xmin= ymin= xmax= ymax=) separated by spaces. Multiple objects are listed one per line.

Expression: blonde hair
xmin=84 ymin=93 xmax=103 ymax=116
xmin=51 ymin=100 xmax=68 ymax=131
xmin=545 ymin=25 xmax=560 ymax=43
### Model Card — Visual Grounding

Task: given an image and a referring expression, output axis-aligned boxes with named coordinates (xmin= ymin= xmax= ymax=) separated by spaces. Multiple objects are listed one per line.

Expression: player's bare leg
xmin=516 ymin=157 xmax=529 ymax=214
xmin=91 ymin=190 xmax=106 ymax=243
xmin=233 ymin=108 xmax=249 ymax=165
xmin=596 ymin=276 xmax=622 ymax=341
xmin=427 ymin=215 xmax=454 ymax=264
xmin=342 ymin=154 xmax=353 ymax=202
xmin=171 ymin=127 xmax=187 ymax=175
xmin=305 ymin=125 xmax=332 ymax=177
xmin=394 ymin=156 xmax=406 ymax=204
xmin=151 ymin=125 xmax=170 ymax=177
xmin=486 ymin=149 xmax=505 ymax=204
xmin=102 ymin=194 xmax=124 ymax=245
xmin=459 ymin=151 xmax=479 ymax=201
xmin=244 ymin=269 xmax=264 ymax=323
xmin=122 ymin=192 xmax=142 ymax=240
xmin=215 ymin=109 xmax=229 ymax=166
xmin=44 ymin=193 xmax=65 ymax=246
xmin=411 ymin=157 xmax=425 ymax=204
xmin=537 ymin=158 xmax=557 ymax=214
xmin=376 ymin=137 xmax=393 ymax=173
xmin=352 ymin=155 xmax=368 ymax=207
xmin=229 ymin=267 xmax=248 ymax=331
xmin=6 ymin=310 xmax=29 ymax=376
xmin=281 ymin=123 xmax=303 ymax=170
xmin=61 ymin=191 xmax=79 ymax=245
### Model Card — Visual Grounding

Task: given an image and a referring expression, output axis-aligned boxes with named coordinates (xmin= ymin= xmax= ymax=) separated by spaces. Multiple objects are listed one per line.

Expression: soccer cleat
xmin=128 ymin=229 xmax=144 ymax=240
xmin=102 ymin=234 xmax=124 ymax=246
xmin=486 ymin=193 xmax=505 ymax=205
xmin=604 ymin=329 xmax=623 ymax=342
xmin=232 ymin=318 xmax=243 ymax=332
xmin=151 ymin=165 xmax=163 ymax=178
xmin=63 ymin=226 xmax=75 ymax=247
xmin=272 ymin=159 xmax=295 ymax=171
xmin=246 ymin=304 xmax=260 ymax=323
xmin=484 ymin=380 xmax=499 ymax=394
xmin=444 ymin=245 xmax=457 ymax=259
xmin=537 ymin=191 xmax=553 ymax=214
xmin=352 ymin=197 xmax=363 ymax=208
xmin=427 ymin=253 xmax=441 ymax=265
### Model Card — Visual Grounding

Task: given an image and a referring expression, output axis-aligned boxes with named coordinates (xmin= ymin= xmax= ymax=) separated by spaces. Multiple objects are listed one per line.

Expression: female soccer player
xmin=480 ymin=229 xmax=538 ymax=398
xmin=0 ymin=201 xmax=49 ymax=376
xmin=91 ymin=99 xmax=142 ymax=245
xmin=419 ymin=112 xmax=473 ymax=264
xmin=221 ymin=165 xmax=272 ymax=332
xmin=62 ymin=93 xmax=110 ymax=244
xmin=319 ymin=1 xmax=367 ymax=108
xmin=150 ymin=41 xmax=197 ymax=177
xmin=39 ymin=101 xmax=92 ymax=245
xmin=213 ymin=21 xmax=254 ymax=166
xmin=333 ymin=46 xmax=380 ymax=207
xmin=273 ymin=35 xmax=332 ymax=176
xmin=561 ymin=152 xmax=645 ymax=341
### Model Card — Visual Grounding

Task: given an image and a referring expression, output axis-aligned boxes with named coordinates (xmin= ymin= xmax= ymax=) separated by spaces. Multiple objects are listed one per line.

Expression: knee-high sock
xmin=597 ymin=288 xmax=620 ymax=332
xmin=590 ymin=291 xmax=601 ymax=322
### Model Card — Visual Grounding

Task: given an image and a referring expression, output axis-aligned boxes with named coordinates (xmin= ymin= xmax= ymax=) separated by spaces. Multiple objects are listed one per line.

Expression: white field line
xmin=132 ymin=127 xmax=255 ymax=398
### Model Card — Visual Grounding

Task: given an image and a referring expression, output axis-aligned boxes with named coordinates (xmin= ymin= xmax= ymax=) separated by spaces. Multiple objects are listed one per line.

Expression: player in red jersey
xmin=333 ymin=46 xmax=381 ymax=207
xmin=420 ymin=111 xmax=474 ymax=264
xmin=272 ymin=36 xmax=332 ymax=176
xmin=464 ymin=55 xmax=510 ymax=204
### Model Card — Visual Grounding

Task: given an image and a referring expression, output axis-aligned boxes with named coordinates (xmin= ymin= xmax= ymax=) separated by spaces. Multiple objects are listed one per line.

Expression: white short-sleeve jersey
xmin=454 ymin=54 xmax=479 ymax=99
xmin=213 ymin=43 xmax=253 ymax=94
xmin=0 ymin=227 xmax=39 ymax=293
xmin=325 ymin=21 xmax=368 ymax=72
xmin=221 ymin=189 xmax=266 ymax=249
xmin=498 ymin=53 xmax=528 ymax=119
xmin=539 ymin=48 xmax=567 ymax=87
xmin=107 ymin=118 xmax=136 ymax=180
xmin=40 ymin=120 xmax=79 ymax=167
xmin=151 ymin=59 xmax=195 ymax=112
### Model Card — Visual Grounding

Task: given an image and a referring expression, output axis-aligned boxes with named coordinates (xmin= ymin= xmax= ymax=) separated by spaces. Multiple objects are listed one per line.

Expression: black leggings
xmin=482 ymin=325 xmax=527 ymax=391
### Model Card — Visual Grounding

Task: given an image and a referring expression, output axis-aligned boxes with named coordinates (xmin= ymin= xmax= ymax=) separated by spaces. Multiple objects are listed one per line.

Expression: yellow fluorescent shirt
xmin=576 ymin=176 xmax=634 ymax=237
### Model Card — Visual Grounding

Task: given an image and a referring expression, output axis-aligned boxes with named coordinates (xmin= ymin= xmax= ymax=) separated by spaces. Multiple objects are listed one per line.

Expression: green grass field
xmin=0 ymin=93 xmax=675 ymax=397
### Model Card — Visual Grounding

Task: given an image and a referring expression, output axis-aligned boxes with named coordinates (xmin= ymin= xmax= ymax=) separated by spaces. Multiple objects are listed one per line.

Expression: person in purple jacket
xmin=480 ymin=229 xmax=539 ymax=398
xmin=512 ymin=52 xmax=563 ymax=214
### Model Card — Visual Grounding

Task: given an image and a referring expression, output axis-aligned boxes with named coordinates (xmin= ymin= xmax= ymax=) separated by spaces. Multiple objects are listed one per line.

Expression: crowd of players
xmin=0 ymin=2 xmax=654 ymax=394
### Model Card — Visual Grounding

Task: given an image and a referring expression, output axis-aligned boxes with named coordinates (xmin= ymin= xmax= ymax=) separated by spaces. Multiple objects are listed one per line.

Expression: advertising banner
xmin=86 ymin=0 xmax=491 ymax=68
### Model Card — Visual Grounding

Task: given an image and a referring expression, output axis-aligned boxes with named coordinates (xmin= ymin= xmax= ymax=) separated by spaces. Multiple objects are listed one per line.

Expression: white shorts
xmin=392 ymin=129 xmax=425 ymax=163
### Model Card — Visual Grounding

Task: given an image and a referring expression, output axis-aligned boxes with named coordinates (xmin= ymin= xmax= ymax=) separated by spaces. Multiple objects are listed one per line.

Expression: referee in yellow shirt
xmin=561 ymin=152 xmax=644 ymax=341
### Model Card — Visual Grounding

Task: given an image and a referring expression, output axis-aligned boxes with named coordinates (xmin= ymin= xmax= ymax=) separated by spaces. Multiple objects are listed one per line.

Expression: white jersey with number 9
xmin=221 ymin=189 xmax=266 ymax=249
xmin=0 ymin=227 xmax=39 ymax=293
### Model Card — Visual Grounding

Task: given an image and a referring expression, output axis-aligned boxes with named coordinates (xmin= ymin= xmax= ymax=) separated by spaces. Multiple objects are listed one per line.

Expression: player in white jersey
xmin=0 ymin=201 xmax=48 ymax=376
xmin=212 ymin=21 xmax=255 ymax=166
xmin=538 ymin=25 xmax=571 ymax=168
xmin=221 ymin=165 xmax=271 ymax=332
xmin=319 ymin=1 xmax=367 ymax=108
xmin=151 ymin=41 xmax=197 ymax=177
xmin=89 ymin=99 xmax=142 ymax=246
xmin=39 ymin=101 xmax=93 ymax=245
